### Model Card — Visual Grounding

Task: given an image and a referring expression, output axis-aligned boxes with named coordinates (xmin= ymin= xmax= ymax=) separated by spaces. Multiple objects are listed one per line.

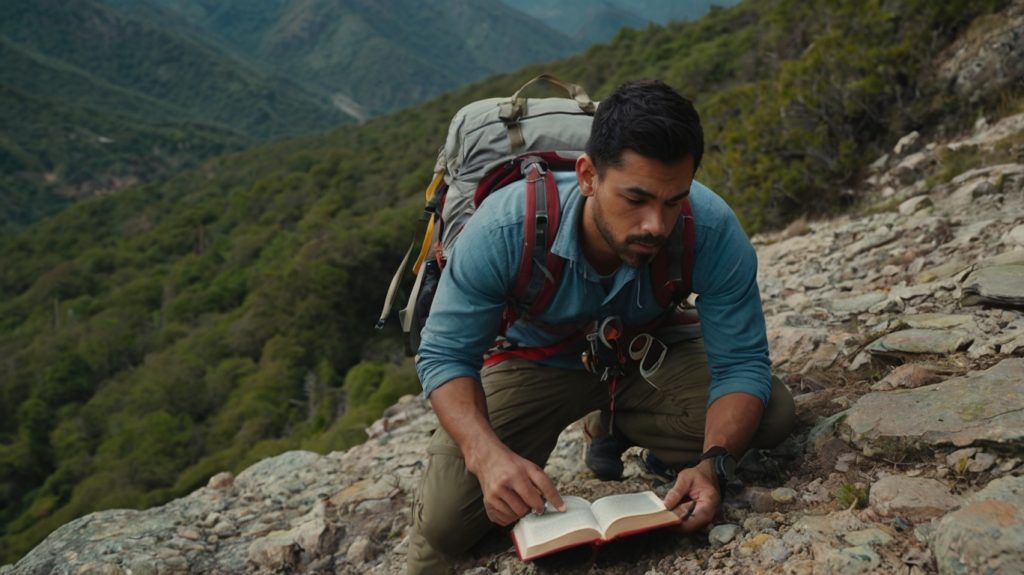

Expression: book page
xmin=512 ymin=496 xmax=602 ymax=560
xmin=590 ymin=491 xmax=680 ymax=540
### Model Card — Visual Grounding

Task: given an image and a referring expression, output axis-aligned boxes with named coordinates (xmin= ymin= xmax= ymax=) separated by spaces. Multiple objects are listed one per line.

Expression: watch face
xmin=719 ymin=455 xmax=737 ymax=480
xmin=714 ymin=454 xmax=738 ymax=485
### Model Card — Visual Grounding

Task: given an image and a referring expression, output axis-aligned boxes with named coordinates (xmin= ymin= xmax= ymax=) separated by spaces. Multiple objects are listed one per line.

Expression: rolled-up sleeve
xmin=692 ymin=208 xmax=772 ymax=407
xmin=415 ymin=206 xmax=519 ymax=397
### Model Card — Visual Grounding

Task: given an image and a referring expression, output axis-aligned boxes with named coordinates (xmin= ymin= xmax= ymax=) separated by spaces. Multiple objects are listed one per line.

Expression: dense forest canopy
xmin=0 ymin=0 xmax=1012 ymax=563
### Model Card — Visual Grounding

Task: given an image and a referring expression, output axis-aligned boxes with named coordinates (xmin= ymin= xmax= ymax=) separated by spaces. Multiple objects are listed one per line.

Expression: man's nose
xmin=640 ymin=207 xmax=667 ymax=237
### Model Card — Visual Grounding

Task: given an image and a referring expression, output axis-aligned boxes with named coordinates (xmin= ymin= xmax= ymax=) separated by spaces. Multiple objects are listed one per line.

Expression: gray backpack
xmin=377 ymin=74 xmax=598 ymax=353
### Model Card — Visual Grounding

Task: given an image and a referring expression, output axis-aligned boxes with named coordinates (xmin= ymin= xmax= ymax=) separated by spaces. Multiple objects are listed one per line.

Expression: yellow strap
xmin=424 ymin=171 xmax=443 ymax=202
xmin=413 ymin=172 xmax=445 ymax=274
xmin=412 ymin=217 xmax=435 ymax=275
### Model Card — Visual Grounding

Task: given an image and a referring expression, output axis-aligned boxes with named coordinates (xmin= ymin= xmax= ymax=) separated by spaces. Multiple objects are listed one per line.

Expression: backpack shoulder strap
xmin=508 ymin=157 xmax=565 ymax=324
xmin=651 ymin=199 xmax=697 ymax=309
xmin=471 ymin=152 xmax=580 ymax=332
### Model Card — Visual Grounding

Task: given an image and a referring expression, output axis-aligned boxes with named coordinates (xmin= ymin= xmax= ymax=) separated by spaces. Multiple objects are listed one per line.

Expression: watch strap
xmin=699 ymin=446 xmax=730 ymax=461
xmin=699 ymin=446 xmax=735 ymax=494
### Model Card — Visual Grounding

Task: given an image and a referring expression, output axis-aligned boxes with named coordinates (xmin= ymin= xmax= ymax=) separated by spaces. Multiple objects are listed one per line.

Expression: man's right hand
xmin=466 ymin=444 xmax=565 ymax=526
xmin=428 ymin=377 xmax=566 ymax=526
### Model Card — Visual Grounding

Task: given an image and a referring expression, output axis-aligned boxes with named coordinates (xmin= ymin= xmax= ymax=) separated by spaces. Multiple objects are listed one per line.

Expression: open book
xmin=511 ymin=491 xmax=681 ymax=561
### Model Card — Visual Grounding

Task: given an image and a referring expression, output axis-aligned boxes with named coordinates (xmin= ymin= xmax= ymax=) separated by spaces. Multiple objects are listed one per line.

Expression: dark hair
xmin=586 ymin=80 xmax=704 ymax=174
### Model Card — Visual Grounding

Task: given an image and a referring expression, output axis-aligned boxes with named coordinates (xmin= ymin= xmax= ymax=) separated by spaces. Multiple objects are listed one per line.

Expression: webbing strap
xmin=511 ymin=163 xmax=541 ymax=298
xmin=650 ymin=198 xmax=697 ymax=308
xmin=680 ymin=200 xmax=696 ymax=295
xmin=482 ymin=331 xmax=584 ymax=367
xmin=376 ymin=240 xmax=415 ymax=329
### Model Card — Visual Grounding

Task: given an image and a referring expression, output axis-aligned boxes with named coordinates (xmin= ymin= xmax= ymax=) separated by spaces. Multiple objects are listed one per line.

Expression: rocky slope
xmin=6 ymin=15 xmax=1024 ymax=575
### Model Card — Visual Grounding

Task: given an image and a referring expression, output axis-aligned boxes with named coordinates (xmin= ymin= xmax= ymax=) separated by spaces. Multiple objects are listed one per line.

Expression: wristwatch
xmin=699 ymin=446 xmax=737 ymax=494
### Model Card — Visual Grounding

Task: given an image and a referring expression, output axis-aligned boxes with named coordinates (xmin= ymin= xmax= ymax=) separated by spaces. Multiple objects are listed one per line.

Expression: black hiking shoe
xmin=637 ymin=449 xmax=678 ymax=484
xmin=585 ymin=435 xmax=629 ymax=481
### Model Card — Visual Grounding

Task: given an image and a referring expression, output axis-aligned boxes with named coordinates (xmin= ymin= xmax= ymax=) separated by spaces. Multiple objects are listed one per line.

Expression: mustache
xmin=626 ymin=234 xmax=667 ymax=246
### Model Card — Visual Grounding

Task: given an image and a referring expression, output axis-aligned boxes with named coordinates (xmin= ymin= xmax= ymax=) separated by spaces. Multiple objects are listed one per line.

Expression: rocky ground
xmin=6 ymin=9 xmax=1024 ymax=574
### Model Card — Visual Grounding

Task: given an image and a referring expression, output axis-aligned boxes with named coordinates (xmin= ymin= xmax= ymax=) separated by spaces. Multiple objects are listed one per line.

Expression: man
xmin=407 ymin=80 xmax=795 ymax=574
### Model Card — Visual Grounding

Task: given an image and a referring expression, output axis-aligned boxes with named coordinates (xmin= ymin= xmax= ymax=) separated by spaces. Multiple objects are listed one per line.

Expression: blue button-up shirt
xmin=415 ymin=172 xmax=772 ymax=407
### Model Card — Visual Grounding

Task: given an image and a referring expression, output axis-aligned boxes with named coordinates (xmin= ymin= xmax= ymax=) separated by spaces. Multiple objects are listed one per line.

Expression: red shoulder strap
xmin=509 ymin=158 xmax=565 ymax=324
xmin=474 ymin=152 xmax=575 ymax=333
xmin=651 ymin=198 xmax=696 ymax=309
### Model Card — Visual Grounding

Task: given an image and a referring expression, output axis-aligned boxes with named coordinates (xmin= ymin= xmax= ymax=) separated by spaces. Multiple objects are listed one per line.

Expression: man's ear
xmin=576 ymin=154 xmax=597 ymax=196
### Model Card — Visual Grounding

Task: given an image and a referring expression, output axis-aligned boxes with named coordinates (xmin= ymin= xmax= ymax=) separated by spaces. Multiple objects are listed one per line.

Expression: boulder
xmin=866 ymin=329 xmax=972 ymax=355
xmin=937 ymin=0 xmax=1024 ymax=103
xmin=869 ymin=475 xmax=961 ymax=521
xmin=842 ymin=359 xmax=1024 ymax=450
xmin=961 ymin=264 xmax=1024 ymax=308
xmin=894 ymin=131 xmax=922 ymax=156
xmin=929 ymin=476 xmax=1024 ymax=575
xmin=899 ymin=195 xmax=932 ymax=216
xmin=831 ymin=292 xmax=888 ymax=315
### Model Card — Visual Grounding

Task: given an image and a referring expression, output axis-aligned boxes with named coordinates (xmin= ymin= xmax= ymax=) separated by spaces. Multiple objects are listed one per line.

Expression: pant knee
xmin=754 ymin=377 xmax=796 ymax=449
xmin=417 ymin=510 xmax=482 ymax=557
xmin=412 ymin=453 xmax=489 ymax=557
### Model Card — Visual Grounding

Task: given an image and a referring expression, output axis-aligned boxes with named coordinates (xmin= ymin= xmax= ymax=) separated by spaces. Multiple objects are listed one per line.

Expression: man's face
xmin=576 ymin=150 xmax=695 ymax=272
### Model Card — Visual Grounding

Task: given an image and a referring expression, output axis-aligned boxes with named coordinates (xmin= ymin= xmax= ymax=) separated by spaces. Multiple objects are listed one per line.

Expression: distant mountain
xmin=104 ymin=0 xmax=586 ymax=117
xmin=500 ymin=0 xmax=740 ymax=43
xmin=0 ymin=0 xmax=350 ymax=139
xmin=0 ymin=0 xmax=352 ymax=227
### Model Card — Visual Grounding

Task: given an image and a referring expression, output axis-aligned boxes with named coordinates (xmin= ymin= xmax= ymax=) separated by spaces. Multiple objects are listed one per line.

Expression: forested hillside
xmin=0 ymin=0 xmax=1012 ymax=563
xmin=0 ymin=0 xmax=350 ymax=228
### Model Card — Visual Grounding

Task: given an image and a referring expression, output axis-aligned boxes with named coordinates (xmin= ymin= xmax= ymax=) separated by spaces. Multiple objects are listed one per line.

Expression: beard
xmin=592 ymin=195 xmax=667 ymax=268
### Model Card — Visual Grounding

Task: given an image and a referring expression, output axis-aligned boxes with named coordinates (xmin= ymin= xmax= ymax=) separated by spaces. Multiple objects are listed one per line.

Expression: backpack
xmin=376 ymin=74 xmax=696 ymax=356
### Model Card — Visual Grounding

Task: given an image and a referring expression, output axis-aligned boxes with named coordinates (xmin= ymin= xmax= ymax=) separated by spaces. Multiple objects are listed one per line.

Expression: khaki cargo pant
xmin=406 ymin=339 xmax=795 ymax=574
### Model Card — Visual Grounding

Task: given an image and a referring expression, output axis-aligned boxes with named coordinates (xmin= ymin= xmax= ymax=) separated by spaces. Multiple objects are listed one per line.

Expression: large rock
xmin=928 ymin=476 xmax=1024 ymax=575
xmin=961 ymin=264 xmax=1024 ymax=308
xmin=899 ymin=314 xmax=975 ymax=331
xmin=842 ymin=359 xmax=1024 ymax=450
xmin=937 ymin=0 xmax=1024 ymax=103
xmin=866 ymin=329 xmax=972 ymax=356
xmin=948 ymin=113 xmax=1024 ymax=151
xmin=830 ymin=292 xmax=888 ymax=315
xmin=869 ymin=363 xmax=948 ymax=391
xmin=4 ymin=399 xmax=438 ymax=575
xmin=869 ymin=476 xmax=961 ymax=521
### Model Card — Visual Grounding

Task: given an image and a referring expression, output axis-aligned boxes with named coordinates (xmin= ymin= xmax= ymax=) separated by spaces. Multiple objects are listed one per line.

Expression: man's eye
xmin=625 ymin=197 xmax=643 ymax=205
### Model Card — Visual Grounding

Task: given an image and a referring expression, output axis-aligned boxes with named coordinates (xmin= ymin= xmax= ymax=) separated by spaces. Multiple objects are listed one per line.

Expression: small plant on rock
xmin=835 ymin=483 xmax=869 ymax=509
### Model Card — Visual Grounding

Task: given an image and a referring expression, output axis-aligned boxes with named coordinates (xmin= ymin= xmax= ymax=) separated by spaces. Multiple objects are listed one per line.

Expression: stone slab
xmin=841 ymin=359 xmax=1024 ymax=449
xmin=866 ymin=328 xmax=972 ymax=355
xmin=869 ymin=475 xmax=961 ymax=521
xmin=962 ymin=264 xmax=1024 ymax=308
xmin=915 ymin=257 xmax=969 ymax=283
xmin=929 ymin=476 xmax=1024 ymax=575
xmin=831 ymin=292 xmax=888 ymax=314
xmin=899 ymin=314 xmax=975 ymax=330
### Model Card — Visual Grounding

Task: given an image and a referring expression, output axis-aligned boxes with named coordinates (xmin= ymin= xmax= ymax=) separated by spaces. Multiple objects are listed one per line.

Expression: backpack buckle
xmin=520 ymin=156 xmax=548 ymax=177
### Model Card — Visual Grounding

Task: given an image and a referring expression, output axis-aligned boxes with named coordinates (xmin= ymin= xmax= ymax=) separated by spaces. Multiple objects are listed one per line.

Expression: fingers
xmin=481 ymin=457 xmax=564 ymax=525
xmin=663 ymin=472 xmax=694 ymax=510
xmin=484 ymin=496 xmax=520 ymax=526
xmin=677 ymin=499 xmax=716 ymax=534
xmin=663 ymin=467 xmax=721 ymax=532
xmin=528 ymin=467 xmax=565 ymax=512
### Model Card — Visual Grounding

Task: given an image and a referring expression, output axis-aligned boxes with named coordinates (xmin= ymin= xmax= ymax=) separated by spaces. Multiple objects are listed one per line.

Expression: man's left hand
xmin=662 ymin=460 xmax=720 ymax=532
